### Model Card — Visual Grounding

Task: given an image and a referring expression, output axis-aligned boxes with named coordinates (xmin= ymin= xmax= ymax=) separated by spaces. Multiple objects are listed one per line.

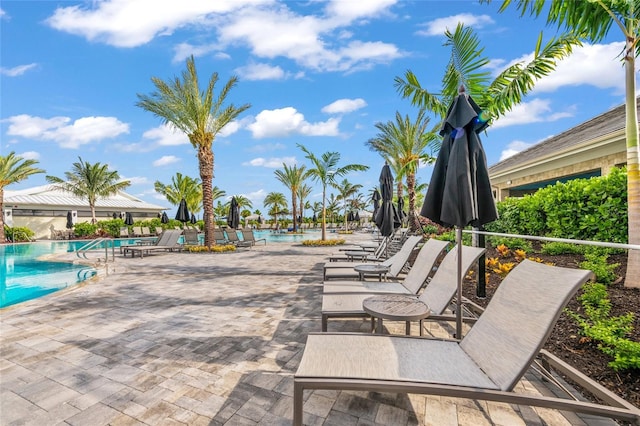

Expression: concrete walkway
xmin=0 ymin=234 xmax=615 ymax=425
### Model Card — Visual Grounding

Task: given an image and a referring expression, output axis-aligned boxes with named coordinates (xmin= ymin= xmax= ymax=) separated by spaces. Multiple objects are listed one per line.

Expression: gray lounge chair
xmin=240 ymin=229 xmax=266 ymax=246
xmin=213 ymin=228 xmax=230 ymax=245
xmin=327 ymin=236 xmax=389 ymax=262
xmin=182 ymin=228 xmax=200 ymax=245
xmin=225 ymin=228 xmax=252 ymax=248
xmin=323 ymin=235 xmax=422 ymax=280
xmin=122 ymin=229 xmax=183 ymax=258
xmin=321 ymin=244 xmax=486 ymax=332
xmin=291 ymin=261 xmax=640 ymax=426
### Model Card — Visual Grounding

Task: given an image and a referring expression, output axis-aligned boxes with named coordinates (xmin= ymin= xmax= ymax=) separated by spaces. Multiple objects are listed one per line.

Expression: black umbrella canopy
xmin=312 ymin=213 xmax=317 ymax=223
xmin=124 ymin=212 xmax=134 ymax=226
xmin=374 ymin=163 xmax=401 ymax=237
xmin=354 ymin=211 xmax=360 ymax=222
xmin=372 ymin=189 xmax=381 ymax=218
xmin=112 ymin=212 xmax=117 ymax=220
xmin=227 ymin=197 xmax=240 ymax=229
xmin=347 ymin=211 xmax=354 ymax=222
xmin=66 ymin=211 xmax=74 ymax=229
xmin=420 ymin=89 xmax=497 ymax=338
xmin=175 ymin=199 xmax=190 ymax=223
xmin=161 ymin=211 xmax=169 ymax=224
xmin=190 ymin=213 xmax=197 ymax=224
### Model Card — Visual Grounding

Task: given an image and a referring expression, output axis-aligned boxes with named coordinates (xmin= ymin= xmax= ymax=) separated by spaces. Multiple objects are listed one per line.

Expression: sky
xmin=0 ymin=0 xmax=627 ymax=217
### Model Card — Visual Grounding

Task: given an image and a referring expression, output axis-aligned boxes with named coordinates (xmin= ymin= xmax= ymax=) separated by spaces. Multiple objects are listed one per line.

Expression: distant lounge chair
xmin=119 ymin=227 xmax=130 ymax=238
xmin=183 ymin=228 xmax=200 ymax=245
xmin=323 ymin=235 xmax=422 ymax=281
xmin=214 ymin=228 xmax=230 ymax=245
xmin=154 ymin=226 xmax=163 ymax=236
xmin=141 ymin=226 xmax=152 ymax=237
xmin=292 ymin=261 xmax=630 ymax=426
xmin=225 ymin=228 xmax=252 ymax=248
xmin=122 ymin=229 xmax=183 ymax=258
xmin=240 ymin=229 xmax=266 ymax=246
xmin=132 ymin=226 xmax=144 ymax=237
xmin=321 ymin=243 xmax=485 ymax=332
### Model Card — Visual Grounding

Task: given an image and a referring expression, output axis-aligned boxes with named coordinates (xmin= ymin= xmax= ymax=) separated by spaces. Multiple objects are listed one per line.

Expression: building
xmin=488 ymin=99 xmax=635 ymax=201
xmin=3 ymin=185 xmax=167 ymax=240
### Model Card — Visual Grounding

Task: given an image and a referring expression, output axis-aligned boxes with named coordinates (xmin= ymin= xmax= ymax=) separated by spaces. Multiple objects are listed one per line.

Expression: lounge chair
xmin=323 ymin=235 xmax=422 ymax=280
xmin=154 ymin=226 xmax=163 ymax=236
xmin=240 ymin=229 xmax=267 ymax=246
xmin=182 ymin=228 xmax=200 ymax=245
xmin=328 ymin=237 xmax=389 ymax=262
xmin=122 ymin=229 xmax=183 ymax=258
xmin=321 ymin=244 xmax=485 ymax=332
xmin=213 ymin=228 xmax=229 ymax=245
xmin=292 ymin=261 xmax=639 ymax=426
xmin=119 ymin=227 xmax=130 ymax=238
xmin=141 ymin=226 xmax=152 ymax=237
xmin=224 ymin=228 xmax=252 ymax=248
xmin=132 ymin=226 xmax=144 ymax=237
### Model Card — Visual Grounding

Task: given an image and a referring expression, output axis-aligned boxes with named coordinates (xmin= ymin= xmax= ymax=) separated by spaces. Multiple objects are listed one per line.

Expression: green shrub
xmin=486 ymin=236 xmax=532 ymax=252
xmin=579 ymin=249 xmax=619 ymax=285
xmin=540 ymin=242 xmax=585 ymax=255
xmin=567 ymin=282 xmax=640 ymax=371
xmin=73 ymin=222 xmax=98 ymax=237
xmin=5 ymin=226 xmax=34 ymax=242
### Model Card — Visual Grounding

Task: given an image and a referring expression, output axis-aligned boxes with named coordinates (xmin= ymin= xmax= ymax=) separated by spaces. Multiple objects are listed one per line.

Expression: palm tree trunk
xmin=198 ymin=143 xmax=215 ymax=247
xmin=406 ymin=172 xmax=422 ymax=234
xmin=321 ymin=187 xmax=327 ymax=240
xmin=624 ymin=43 xmax=640 ymax=288
xmin=291 ymin=193 xmax=298 ymax=233
xmin=0 ymin=188 xmax=5 ymax=242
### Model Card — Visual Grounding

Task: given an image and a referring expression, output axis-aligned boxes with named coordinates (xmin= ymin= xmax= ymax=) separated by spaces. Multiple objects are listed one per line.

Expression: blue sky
xmin=0 ymin=0 xmax=626 ymax=216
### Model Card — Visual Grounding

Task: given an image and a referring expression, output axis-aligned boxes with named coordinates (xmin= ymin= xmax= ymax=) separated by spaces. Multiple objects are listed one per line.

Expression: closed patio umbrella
xmin=374 ymin=163 xmax=401 ymax=237
xmin=124 ymin=212 xmax=134 ymax=226
xmin=190 ymin=213 xmax=197 ymax=224
xmin=112 ymin=212 xmax=117 ymax=219
xmin=161 ymin=211 xmax=169 ymax=224
xmin=420 ymin=87 xmax=498 ymax=338
xmin=66 ymin=211 xmax=74 ymax=229
xmin=175 ymin=199 xmax=190 ymax=223
xmin=227 ymin=197 xmax=240 ymax=229
xmin=372 ymin=189 xmax=381 ymax=219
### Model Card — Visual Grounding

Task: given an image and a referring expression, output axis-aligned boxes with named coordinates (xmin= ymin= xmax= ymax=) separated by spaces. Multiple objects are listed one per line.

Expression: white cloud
xmin=152 ymin=155 xmax=180 ymax=167
xmin=497 ymin=42 xmax=625 ymax=94
xmin=142 ymin=124 xmax=188 ymax=146
xmin=17 ymin=151 xmax=40 ymax=161
xmin=242 ymin=156 xmax=296 ymax=168
xmin=219 ymin=119 xmax=243 ymax=137
xmin=243 ymin=188 xmax=266 ymax=205
xmin=6 ymin=114 xmax=129 ymax=148
xmin=491 ymin=99 xmax=575 ymax=129
xmin=324 ymin=0 xmax=397 ymax=22
xmin=247 ymin=107 xmax=340 ymax=138
xmin=121 ymin=176 xmax=149 ymax=185
xmin=247 ymin=142 xmax=286 ymax=153
xmin=499 ymin=140 xmax=534 ymax=161
xmin=45 ymin=0 xmax=268 ymax=48
xmin=417 ymin=14 xmax=494 ymax=36
xmin=235 ymin=62 xmax=288 ymax=80
xmin=0 ymin=63 xmax=38 ymax=77
xmin=0 ymin=8 xmax=6 ymax=19
xmin=322 ymin=98 xmax=367 ymax=114
xmin=172 ymin=42 xmax=222 ymax=63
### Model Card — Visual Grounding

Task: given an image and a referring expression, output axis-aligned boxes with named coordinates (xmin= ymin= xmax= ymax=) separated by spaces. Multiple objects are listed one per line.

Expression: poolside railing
xmin=76 ymin=237 xmax=116 ymax=262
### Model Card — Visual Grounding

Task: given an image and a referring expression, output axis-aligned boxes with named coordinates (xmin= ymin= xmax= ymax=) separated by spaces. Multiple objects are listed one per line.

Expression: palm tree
xmin=483 ymin=0 xmax=640 ymax=287
xmin=333 ymin=178 xmax=363 ymax=231
xmin=297 ymin=183 xmax=313 ymax=230
xmin=366 ymin=109 xmax=437 ymax=233
xmin=46 ymin=157 xmax=130 ymax=224
xmin=229 ymin=194 xmax=253 ymax=211
xmin=263 ymin=191 xmax=287 ymax=226
xmin=298 ymin=144 xmax=369 ymax=240
xmin=154 ymin=172 xmax=202 ymax=216
xmin=137 ymin=55 xmax=250 ymax=246
xmin=0 ymin=152 xmax=45 ymax=242
xmin=274 ymin=164 xmax=309 ymax=233
xmin=326 ymin=193 xmax=340 ymax=226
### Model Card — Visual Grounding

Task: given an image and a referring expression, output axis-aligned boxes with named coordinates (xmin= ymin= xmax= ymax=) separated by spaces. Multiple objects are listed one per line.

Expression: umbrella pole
xmin=456 ymin=227 xmax=463 ymax=340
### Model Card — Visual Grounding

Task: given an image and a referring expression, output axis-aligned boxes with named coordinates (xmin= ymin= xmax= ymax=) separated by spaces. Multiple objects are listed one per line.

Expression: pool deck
xmin=0 ymin=233 xmax=617 ymax=425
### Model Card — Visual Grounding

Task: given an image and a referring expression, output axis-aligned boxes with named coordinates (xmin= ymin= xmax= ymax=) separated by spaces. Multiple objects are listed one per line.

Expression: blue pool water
xmin=1 ymin=230 xmax=324 ymax=308
xmin=0 ymin=239 xmax=138 ymax=309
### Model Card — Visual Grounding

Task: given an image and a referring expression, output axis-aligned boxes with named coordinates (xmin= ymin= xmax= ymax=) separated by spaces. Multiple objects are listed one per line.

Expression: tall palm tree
xmin=46 ymin=157 xmax=130 ymax=224
xmin=326 ymin=193 xmax=340 ymax=226
xmin=274 ymin=164 xmax=309 ymax=232
xmin=154 ymin=172 xmax=202 ymax=216
xmin=366 ymin=109 xmax=437 ymax=233
xmin=332 ymin=178 xmax=363 ymax=230
xmin=298 ymin=144 xmax=369 ymax=240
xmin=297 ymin=183 xmax=313 ymax=229
xmin=263 ymin=191 xmax=287 ymax=226
xmin=483 ymin=0 xmax=640 ymax=287
xmin=0 ymin=152 xmax=45 ymax=242
xmin=228 ymin=194 xmax=253 ymax=211
xmin=137 ymin=55 xmax=250 ymax=246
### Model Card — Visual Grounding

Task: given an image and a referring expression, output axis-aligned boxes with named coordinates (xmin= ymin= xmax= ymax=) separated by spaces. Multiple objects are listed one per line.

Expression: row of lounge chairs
xmin=291 ymin=234 xmax=640 ymax=425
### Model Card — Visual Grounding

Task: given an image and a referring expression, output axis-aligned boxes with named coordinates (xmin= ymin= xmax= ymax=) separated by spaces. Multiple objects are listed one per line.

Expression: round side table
xmin=363 ymin=294 xmax=430 ymax=335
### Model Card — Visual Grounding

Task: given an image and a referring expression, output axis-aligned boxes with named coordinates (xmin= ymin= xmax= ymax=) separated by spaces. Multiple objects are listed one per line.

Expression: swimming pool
xmin=0 ymin=230 xmax=325 ymax=308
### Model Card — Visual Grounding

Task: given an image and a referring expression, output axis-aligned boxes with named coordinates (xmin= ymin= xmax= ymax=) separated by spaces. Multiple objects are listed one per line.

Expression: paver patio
xmin=0 ymin=234 xmax=617 ymax=425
